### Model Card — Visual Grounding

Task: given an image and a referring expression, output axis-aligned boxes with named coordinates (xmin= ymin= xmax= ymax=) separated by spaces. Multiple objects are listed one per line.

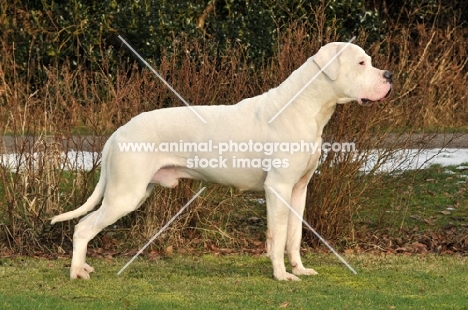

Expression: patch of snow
xmin=2 ymin=148 xmax=468 ymax=173
xmin=360 ymin=148 xmax=468 ymax=173
xmin=1 ymin=151 xmax=100 ymax=171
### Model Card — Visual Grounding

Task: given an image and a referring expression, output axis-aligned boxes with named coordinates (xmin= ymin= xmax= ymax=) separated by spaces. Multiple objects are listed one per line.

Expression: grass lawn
xmin=357 ymin=163 xmax=468 ymax=238
xmin=1 ymin=253 xmax=467 ymax=309
xmin=1 ymin=162 xmax=468 ymax=309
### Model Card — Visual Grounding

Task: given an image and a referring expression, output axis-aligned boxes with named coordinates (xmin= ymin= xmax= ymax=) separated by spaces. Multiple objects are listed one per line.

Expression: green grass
xmin=1 ymin=163 xmax=468 ymax=308
xmin=358 ymin=164 xmax=468 ymax=235
xmin=0 ymin=254 xmax=467 ymax=309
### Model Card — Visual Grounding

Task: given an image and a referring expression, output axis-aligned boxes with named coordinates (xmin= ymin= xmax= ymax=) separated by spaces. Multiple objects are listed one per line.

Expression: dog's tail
xmin=51 ymin=135 xmax=113 ymax=224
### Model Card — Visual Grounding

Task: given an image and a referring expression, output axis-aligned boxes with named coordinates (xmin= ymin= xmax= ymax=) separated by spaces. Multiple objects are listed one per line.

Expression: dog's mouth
xmin=359 ymin=98 xmax=374 ymax=106
xmin=359 ymin=86 xmax=393 ymax=106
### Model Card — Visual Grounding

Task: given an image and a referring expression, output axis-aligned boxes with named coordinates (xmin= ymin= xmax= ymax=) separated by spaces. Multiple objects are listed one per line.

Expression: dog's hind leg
xmin=69 ymin=182 xmax=153 ymax=279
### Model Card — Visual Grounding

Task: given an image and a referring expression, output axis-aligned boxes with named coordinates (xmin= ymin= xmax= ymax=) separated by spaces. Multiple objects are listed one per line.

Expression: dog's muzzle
xmin=360 ymin=70 xmax=393 ymax=105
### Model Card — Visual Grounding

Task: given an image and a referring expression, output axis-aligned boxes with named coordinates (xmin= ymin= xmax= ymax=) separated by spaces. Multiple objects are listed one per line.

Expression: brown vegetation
xmin=0 ymin=10 xmax=467 ymax=255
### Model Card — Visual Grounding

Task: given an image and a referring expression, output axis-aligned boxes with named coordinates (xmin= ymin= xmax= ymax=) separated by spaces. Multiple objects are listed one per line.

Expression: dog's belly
xmin=151 ymin=165 xmax=267 ymax=191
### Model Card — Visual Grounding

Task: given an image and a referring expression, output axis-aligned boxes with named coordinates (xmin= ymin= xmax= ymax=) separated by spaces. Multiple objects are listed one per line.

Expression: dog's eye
xmin=359 ymin=61 xmax=365 ymax=66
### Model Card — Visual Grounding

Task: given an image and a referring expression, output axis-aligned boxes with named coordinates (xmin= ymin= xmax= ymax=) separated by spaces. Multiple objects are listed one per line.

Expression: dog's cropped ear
xmin=313 ymin=43 xmax=341 ymax=81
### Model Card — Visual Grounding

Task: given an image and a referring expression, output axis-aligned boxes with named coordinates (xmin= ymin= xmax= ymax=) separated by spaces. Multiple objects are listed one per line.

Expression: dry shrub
xmin=1 ymin=11 xmax=467 ymax=254
xmin=122 ymin=183 xmax=263 ymax=251
xmin=0 ymin=134 xmax=103 ymax=253
xmin=382 ymin=24 xmax=468 ymax=128
xmin=301 ymin=25 xmax=467 ymax=246
xmin=0 ymin=32 xmax=270 ymax=254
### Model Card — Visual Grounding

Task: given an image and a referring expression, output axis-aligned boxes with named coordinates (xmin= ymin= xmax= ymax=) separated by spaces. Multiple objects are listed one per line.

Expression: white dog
xmin=52 ymin=42 xmax=392 ymax=280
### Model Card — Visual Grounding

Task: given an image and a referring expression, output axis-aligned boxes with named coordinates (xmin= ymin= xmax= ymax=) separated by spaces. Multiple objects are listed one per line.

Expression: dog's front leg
xmin=285 ymin=137 xmax=322 ymax=276
xmin=287 ymin=182 xmax=318 ymax=276
xmin=265 ymin=183 xmax=300 ymax=281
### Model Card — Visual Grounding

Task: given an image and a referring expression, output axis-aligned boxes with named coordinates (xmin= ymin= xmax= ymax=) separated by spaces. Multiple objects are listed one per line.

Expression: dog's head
xmin=313 ymin=42 xmax=393 ymax=105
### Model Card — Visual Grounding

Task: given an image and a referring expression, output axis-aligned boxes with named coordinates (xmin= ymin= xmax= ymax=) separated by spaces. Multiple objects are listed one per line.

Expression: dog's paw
xmin=292 ymin=266 xmax=318 ymax=276
xmin=274 ymin=271 xmax=301 ymax=281
xmin=70 ymin=264 xmax=95 ymax=280
xmin=84 ymin=263 xmax=95 ymax=274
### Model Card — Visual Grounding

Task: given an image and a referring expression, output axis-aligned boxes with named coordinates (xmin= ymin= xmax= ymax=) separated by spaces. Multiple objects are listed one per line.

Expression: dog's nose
xmin=383 ymin=70 xmax=393 ymax=83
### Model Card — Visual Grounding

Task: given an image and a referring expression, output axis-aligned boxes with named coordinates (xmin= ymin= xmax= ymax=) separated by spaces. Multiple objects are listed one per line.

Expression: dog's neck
xmin=257 ymin=58 xmax=342 ymax=140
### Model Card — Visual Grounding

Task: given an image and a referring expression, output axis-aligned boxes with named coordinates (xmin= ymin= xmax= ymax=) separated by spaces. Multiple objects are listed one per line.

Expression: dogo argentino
xmin=52 ymin=42 xmax=393 ymax=280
